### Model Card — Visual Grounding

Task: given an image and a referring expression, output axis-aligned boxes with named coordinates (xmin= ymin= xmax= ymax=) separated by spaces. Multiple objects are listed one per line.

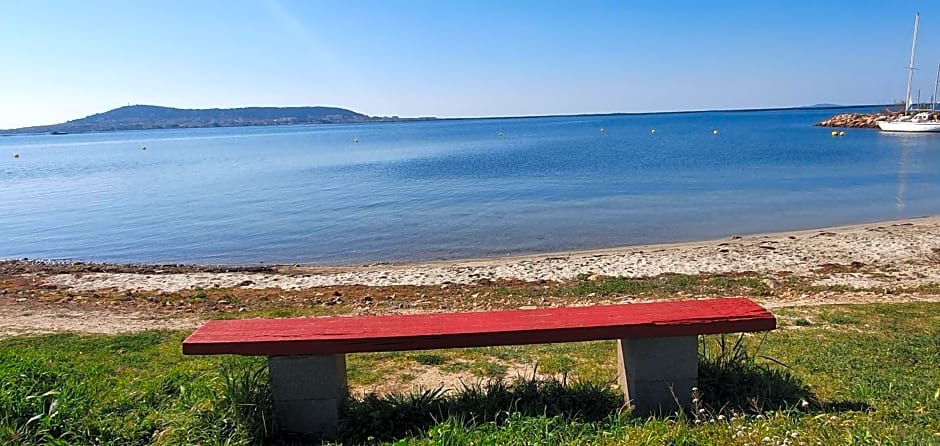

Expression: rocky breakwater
xmin=815 ymin=111 xmax=901 ymax=129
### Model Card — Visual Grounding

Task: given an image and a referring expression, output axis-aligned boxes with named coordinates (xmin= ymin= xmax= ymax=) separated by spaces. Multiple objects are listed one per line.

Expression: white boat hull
xmin=877 ymin=120 xmax=940 ymax=132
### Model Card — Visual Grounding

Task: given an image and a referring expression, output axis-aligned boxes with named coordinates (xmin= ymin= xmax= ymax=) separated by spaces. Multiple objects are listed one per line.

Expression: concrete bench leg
xmin=267 ymin=354 xmax=347 ymax=438
xmin=617 ymin=336 xmax=697 ymax=416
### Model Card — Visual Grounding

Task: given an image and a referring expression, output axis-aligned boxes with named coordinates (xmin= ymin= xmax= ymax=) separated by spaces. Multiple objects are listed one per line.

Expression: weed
xmin=193 ymin=287 xmax=207 ymax=300
xmin=399 ymin=373 xmax=417 ymax=383
xmin=568 ymin=273 xmax=772 ymax=298
xmin=412 ymin=353 xmax=445 ymax=366
xmin=697 ymin=334 xmax=816 ymax=414
xmin=220 ymin=359 xmax=274 ymax=440
xmin=819 ymin=311 xmax=862 ymax=325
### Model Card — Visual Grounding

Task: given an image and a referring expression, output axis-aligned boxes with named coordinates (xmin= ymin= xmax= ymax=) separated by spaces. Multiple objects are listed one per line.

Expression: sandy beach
xmin=2 ymin=216 xmax=940 ymax=337
xmin=38 ymin=216 xmax=940 ymax=291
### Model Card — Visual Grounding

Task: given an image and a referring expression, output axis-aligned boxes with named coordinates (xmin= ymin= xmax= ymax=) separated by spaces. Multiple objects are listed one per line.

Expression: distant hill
xmin=2 ymin=105 xmax=433 ymax=134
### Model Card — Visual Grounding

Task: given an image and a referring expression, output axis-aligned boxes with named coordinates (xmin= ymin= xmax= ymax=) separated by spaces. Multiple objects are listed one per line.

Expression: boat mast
xmin=904 ymin=12 xmax=920 ymax=113
xmin=934 ymin=61 xmax=940 ymax=111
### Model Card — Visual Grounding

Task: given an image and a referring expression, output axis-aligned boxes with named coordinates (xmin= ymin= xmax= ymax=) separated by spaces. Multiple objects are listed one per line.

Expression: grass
xmin=0 ymin=332 xmax=282 ymax=445
xmin=568 ymin=274 xmax=772 ymax=297
xmin=513 ymin=273 xmax=776 ymax=299
xmin=341 ymin=377 xmax=621 ymax=444
xmin=0 ymin=302 xmax=938 ymax=444
xmin=817 ymin=310 xmax=863 ymax=326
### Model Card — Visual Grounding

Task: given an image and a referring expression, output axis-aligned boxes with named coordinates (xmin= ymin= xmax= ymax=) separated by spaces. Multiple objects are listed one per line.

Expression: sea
xmin=2 ymin=106 xmax=939 ymax=265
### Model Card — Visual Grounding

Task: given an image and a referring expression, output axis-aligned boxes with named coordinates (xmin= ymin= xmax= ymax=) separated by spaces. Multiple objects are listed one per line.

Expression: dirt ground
xmin=2 ymin=262 xmax=939 ymax=338
xmin=2 ymin=216 xmax=940 ymax=337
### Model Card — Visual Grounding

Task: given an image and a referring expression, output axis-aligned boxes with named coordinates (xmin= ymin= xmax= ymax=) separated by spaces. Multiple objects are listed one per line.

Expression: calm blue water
xmin=2 ymin=107 xmax=939 ymax=265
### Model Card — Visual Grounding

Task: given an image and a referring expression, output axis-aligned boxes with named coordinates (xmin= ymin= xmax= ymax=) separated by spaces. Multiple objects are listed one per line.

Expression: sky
xmin=3 ymin=1 xmax=940 ymax=129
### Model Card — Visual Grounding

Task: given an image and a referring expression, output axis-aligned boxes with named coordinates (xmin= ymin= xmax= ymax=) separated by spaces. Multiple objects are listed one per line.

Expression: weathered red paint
xmin=182 ymin=297 xmax=775 ymax=356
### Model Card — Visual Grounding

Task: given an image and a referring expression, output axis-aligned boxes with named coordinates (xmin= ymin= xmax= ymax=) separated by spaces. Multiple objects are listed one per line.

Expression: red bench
xmin=183 ymin=297 xmax=775 ymax=437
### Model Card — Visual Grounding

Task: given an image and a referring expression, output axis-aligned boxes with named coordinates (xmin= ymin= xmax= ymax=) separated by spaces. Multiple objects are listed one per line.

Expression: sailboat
xmin=877 ymin=12 xmax=940 ymax=132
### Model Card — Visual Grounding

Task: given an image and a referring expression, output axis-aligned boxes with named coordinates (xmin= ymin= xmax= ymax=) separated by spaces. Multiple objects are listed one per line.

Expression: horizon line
xmin=1 ymin=103 xmax=895 ymax=133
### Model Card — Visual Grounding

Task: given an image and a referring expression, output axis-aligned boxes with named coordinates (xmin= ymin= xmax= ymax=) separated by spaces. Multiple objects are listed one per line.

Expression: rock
xmin=814 ymin=110 xmax=928 ymax=129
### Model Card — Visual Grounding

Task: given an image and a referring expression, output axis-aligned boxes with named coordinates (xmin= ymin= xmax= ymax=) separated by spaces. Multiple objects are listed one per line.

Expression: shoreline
xmin=27 ymin=215 xmax=940 ymax=292
xmin=365 ymin=214 xmax=939 ymax=267
xmin=3 ymin=215 xmax=940 ymax=338
xmin=5 ymin=215 xmax=937 ymax=274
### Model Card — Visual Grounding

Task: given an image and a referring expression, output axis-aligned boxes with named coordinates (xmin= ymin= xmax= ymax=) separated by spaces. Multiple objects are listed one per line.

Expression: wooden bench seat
xmin=183 ymin=297 xmax=775 ymax=437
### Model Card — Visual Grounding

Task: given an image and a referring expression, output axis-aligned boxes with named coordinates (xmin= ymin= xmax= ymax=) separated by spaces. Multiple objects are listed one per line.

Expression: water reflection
xmin=897 ymin=141 xmax=908 ymax=214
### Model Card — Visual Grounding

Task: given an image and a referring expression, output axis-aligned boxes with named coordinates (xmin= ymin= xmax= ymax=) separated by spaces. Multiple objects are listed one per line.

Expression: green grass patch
xmin=488 ymin=272 xmax=782 ymax=302
xmin=410 ymin=353 xmax=445 ymax=366
xmin=794 ymin=317 xmax=812 ymax=326
xmin=0 ymin=331 xmax=272 ymax=445
xmin=818 ymin=310 xmax=863 ymax=325
xmin=568 ymin=274 xmax=772 ymax=297
xmin=0 ymin=302 xmax=938 ymax=444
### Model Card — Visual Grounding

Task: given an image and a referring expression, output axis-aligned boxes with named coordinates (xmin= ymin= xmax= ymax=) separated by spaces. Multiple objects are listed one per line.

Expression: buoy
xmin=650 ymin=129 xmax=656 ymax=134
xmin=353 ymin=137 xmax=359 ymax=143
xmin=599 ymin=128 xmax=605 ymax=133
xmin=839 ymin=131 xmax=845 ymax=137
xmin=713 ymin=129 xmax=719 ymax=135
xmin=831 ymin=131 xmax=838 ymax=136
xmin=497 ymin=131 xmax=504 ymax=137
xmin=13 ymin=153 xmax=19 ymax=159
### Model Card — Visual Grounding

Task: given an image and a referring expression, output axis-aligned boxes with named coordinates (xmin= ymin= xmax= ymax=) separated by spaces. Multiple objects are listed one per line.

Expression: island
xmin=1 ymin=105 xmax=436 ymax=134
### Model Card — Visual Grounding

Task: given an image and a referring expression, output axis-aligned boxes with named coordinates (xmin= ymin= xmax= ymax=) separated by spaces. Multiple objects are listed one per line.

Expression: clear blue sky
xmin=3 ymin=0 xmax=940 ymax=128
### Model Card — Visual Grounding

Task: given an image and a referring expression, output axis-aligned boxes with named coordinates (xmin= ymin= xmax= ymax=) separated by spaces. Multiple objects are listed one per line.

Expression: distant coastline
xmin=1 ymin=103 xmax=891 ymax=136
xmin=0 ymin=105 xmax=437 ymax=135
xmin=440 ymin=103 xmax=892 ymax=123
